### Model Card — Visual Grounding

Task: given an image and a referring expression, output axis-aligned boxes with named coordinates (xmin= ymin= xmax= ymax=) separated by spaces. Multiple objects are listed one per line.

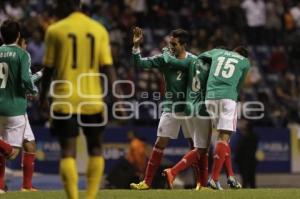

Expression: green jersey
xmin=163 ymin=51 xmax=210 ymax=116
xmin=133 ymin=49 xmax=195 ymax=113
xmin=0 ymin=44 xmax=38 ymax=116
xmin=200 ymin=49 xmax=250 ymax=101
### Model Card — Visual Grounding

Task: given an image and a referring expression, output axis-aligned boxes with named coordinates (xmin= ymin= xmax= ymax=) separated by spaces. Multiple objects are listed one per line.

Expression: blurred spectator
xmin=5 ymin=0 xmax=25 ymax=20
xmin=208 ymin=27 xmax=226 ymax=49
xmin=126 ymin=131 xmax=147 ymax=179
xmin=0 ymin=2 xmax=8 ymax=25
xmin=27 ymin=28 xmax=44 ymax=67
xmin=0 ymin=0 xmax=298 ymax=126
xmin=265 ymin=0 xmax=284 ymax=45
xmin=268 ymin=46 xmax=287 ymax=73
xmin=235 ymin=120 xmax=258 ymax=188
xmin=190 ymin=29 xmax=209 ymax=54
xmin=241 ymin=0 xmax=266 ymax=45
xmin=275 ymin=71 xmax=299 ymax=122
xmin=107 ymin=131 xmax=147 ymax=188
xmin=290 ymin=2 xmax=300 ymax=30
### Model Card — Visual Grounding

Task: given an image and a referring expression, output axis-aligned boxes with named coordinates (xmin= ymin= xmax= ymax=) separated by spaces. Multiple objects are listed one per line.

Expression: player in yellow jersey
xmin=39 ymin=1 xmax=121 ymax=199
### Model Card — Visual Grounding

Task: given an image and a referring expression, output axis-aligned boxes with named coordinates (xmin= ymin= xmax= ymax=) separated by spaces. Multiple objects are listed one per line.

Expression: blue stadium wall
xmin=6 ymin=126 xmax=294 ymax=174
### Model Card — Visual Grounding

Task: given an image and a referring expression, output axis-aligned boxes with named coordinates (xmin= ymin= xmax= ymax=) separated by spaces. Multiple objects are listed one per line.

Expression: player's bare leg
xmin=130 ymin=136 xmax=169 ymax=190
xmin=21 ymin=140 xmax=37 ymax=192
xmin=59 ymin=137 xmax=78 ymax=199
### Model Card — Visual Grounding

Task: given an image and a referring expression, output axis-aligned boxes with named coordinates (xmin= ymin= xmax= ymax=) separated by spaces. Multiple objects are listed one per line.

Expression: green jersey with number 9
xmin=0 ymin=44 xmax=38 ymax=116
xmin=200 ymin=48 xmax=250 ymax=101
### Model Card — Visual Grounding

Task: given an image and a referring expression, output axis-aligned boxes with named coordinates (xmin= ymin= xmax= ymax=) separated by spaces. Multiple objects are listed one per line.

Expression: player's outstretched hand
xmin=133 ymin=27 xmax=143 ymax=48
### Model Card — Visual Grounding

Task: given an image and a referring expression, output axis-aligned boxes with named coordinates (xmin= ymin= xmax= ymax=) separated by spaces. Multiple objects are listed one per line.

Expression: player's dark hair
xmin=170 ymin=29 xmax=189 ymax=46
xmin=233 ymin=46 xmax=249 ymax=58
xmin=0 ymin=19 xmax=20 ymax=44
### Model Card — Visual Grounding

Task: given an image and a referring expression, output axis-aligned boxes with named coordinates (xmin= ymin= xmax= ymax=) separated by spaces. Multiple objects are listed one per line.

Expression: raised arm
xmin=132 ymin=27 xmax=164 ymax=69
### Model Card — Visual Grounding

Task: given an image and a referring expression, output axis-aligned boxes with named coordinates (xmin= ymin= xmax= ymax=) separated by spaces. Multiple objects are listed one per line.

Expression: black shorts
xmin=51 ymin=112 xmax=105 ymax=138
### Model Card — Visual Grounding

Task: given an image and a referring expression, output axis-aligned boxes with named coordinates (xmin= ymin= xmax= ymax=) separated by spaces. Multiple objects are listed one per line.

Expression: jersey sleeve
xmin=98 ymin=28 xmax=113 ymax=66
xmin=31 ymin=69 xmax=43 ymax=83
xmin=43 ymin=27 xmax=56 ymax=68
xmin=161 ymin=50 xmax=191 ymax=70
xmin=132 ymin=50 xmax=165 ymax=69
xmin=20 ymin=52 xmax=38 ymax=94
xmin=237 ymin=60 xmax=250 ymax=91
xmin=198 ymin=51 xmax=214 ymax=64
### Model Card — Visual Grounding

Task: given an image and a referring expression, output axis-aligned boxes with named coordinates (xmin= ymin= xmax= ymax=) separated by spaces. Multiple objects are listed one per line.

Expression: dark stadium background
xmin=1 ymin=0 xmax=300 ymax=189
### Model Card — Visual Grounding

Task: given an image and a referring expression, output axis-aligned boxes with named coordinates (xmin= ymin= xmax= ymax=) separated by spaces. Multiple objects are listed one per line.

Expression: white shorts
xmin=184 ymin=117 xmax=211 ymax=148
xmin=0 ymin=114 xmax=35 ymax=147
xmin=205 ymin=99 xmax=237 ymax=132
xmin=157 ymin=112 xmax=191 ymax=139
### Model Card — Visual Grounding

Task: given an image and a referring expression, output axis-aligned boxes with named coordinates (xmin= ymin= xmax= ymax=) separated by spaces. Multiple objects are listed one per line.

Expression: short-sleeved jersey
xmin=200 ymin=49 xmax=250 ymax=101
xmin=133 ymin=49 xmax=195 ymax=113
xmin=0 ymin=44 xmax=38 ymax=116
xmin=43 ymin=12 xmax=113 ymax=115
xmin=163 ymin=51 xmax=210 ymax=116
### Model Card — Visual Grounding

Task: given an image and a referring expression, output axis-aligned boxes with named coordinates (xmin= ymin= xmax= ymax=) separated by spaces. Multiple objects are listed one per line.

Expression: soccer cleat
xmin=195 ymin=182 xmax=202 ymax=190
xmin=0 ymin=184 xmax=8 ymax=194
xmin=162 ymin=168 xmax=175 ymax=189
xmin=227 ymin=176 xmax=242 ymax=189
xmin=207 ymin=178 xmax=223 ymax=190
xmin=21 ymin=187 xmax=38 ymax=192
xmin=130 ymin=181 xmax=150 ymax=190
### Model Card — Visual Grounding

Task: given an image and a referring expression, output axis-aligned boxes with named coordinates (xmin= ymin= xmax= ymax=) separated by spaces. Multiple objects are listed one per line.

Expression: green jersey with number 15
xmin=200 ymin=48 xmax=250 ymax=101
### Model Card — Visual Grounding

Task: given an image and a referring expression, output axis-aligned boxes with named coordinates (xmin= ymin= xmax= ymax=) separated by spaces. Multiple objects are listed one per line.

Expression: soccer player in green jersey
xmin=160 ymin=51 xmax=212 ymax=190
xmin=130 ymin=27 xmax=204 ymax=190
xmin=202 ymin=47 xmax=250 ymax=190
xmin=0 ymin=20 xmax=39 ymax=193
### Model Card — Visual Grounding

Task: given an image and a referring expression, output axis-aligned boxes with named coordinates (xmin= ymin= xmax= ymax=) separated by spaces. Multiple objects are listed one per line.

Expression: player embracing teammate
xmin=141 ymin=40 xmax=250 ymax=190
xmin=130 ymin=27 xmax=208 ymax=190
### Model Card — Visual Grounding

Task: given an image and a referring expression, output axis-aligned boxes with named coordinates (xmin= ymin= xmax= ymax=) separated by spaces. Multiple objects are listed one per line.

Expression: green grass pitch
xmin=3 ymin=189 xmax=300 ymax=199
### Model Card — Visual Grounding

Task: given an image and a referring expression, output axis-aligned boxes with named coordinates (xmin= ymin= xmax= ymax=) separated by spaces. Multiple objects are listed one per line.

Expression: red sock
xmin=171 ymin=149 xmax=200 ymax=177
xmin=22 ymin=152 xmax=35 ymax=189
xmin=224 ymin=144 xmax=234 ymax=177
xmin=191 ymin=159 xmax=201 ymax=185
xmin=144 ymin=147 xmax=164 ymax=186
xmin=211 ymin=141 xmax=227 ymax=181
xmin=199 ymin=153 xmax=208 ymax=186
xmin=0 ymin=140 xmax=13 ymax=157
xmin=0 ymin=155 xmax=5 ymax=190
